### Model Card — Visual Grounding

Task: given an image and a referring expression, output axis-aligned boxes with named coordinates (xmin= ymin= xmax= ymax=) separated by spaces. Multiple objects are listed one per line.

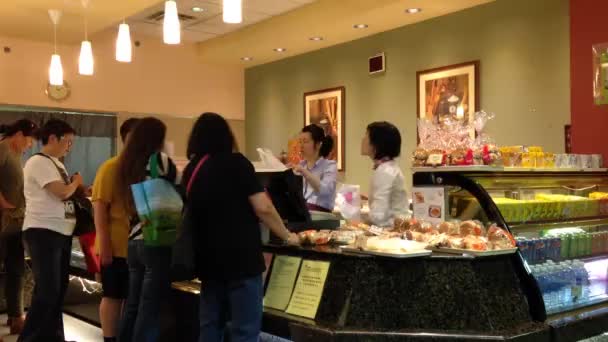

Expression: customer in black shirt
xmin=182 ymin=112 xmax=298 ymax=342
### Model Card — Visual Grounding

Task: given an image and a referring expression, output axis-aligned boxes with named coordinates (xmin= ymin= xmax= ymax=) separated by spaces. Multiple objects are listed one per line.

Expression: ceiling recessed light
xmin=405 ymin=8 xmax=422 ymax=14
xmin=353 ymin=24 xmax=368 ymax=29
xmin=241 ymin=57 xmax=253 ymax=61
xmin=274 ymin=48 xmax=286 ymax=52
xmin=192 ymin=6 xmax=204 ymax=12
xmin=309 ymin=36 xmax=324 ymax=41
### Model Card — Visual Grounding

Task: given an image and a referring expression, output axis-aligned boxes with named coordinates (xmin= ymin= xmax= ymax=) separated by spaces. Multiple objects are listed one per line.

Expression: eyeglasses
xmin=60 ymin=136 xmax=74 ymax=147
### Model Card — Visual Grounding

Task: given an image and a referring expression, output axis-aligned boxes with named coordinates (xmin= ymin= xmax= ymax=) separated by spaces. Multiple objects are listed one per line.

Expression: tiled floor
xmin=0 ymin=313 xmax=103 ymax=342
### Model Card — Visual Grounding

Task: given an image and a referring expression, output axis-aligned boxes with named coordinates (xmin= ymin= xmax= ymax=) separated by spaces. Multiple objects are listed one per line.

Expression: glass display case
xmin=414 ymin=168 xmax=608 ymax=322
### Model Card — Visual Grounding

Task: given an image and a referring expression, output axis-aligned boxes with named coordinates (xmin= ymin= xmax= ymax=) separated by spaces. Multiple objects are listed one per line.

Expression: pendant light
xmin=78 ymin=0 xmax=94 ymax=75
xmin=115 ymin=21 xmax=132 ymax=62
xmin=223 ymin=0 xmax=242 ymax=24
xmin=48 ymin=9 xmax=63 ymax=86
xmin=163 ymin=0 xmax=181 ymax=44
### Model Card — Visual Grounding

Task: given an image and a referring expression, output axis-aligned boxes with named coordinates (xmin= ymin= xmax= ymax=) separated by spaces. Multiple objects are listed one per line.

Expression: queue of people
xmin=0 ymin=113 xmax=408 ymax=342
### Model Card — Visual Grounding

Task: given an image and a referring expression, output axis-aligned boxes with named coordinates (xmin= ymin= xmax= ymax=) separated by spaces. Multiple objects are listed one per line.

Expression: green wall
xmin=245 ymin=0 xmax=570 ymax=191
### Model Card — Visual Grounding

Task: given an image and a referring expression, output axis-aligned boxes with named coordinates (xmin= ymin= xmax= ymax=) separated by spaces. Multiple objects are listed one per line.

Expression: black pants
xmin=0 ymin=230 xmax=25 ymax=317
xmin=18 ymin=228 xmax=72 ymax=342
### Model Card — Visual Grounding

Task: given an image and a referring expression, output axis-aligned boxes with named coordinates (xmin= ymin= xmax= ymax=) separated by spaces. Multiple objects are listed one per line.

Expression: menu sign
xmin=263 ymin=256 xmax=302 ymax=311
xmin=285 ymin=260 xmax=330 ymax=319
xmin=412 ymin=186 xmax=446 ymax=224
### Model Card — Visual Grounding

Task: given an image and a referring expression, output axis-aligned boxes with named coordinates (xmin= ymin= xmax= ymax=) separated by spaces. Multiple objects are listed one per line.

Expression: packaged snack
xmin=483 ymin=144 xmax=502 ymax=166
xmin=521 ymin=152 xmax=534 ymax=168
xmin=486 ymin=224 xmax=516 ymax=250
xmin=312 ymin=231 xmax=331 ymax=245
xmin=412 ymin=148 xmax=429 ymax=167
xmin=427 ymin=233 xmax=450 ymax=248
xmin=464 ymin=236 xmax=489 ymax=251
xmin=298 ymin=230 xmax=317 ymax=244
xmin=459 ymin=220 xmax=485 ymax=236
xmin=437 ymin=221 xmax=459 ymax=235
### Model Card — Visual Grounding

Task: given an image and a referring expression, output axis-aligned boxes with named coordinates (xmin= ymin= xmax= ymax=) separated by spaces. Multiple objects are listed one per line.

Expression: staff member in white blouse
xmin=361 ymin=121 xmax=408 ymax=228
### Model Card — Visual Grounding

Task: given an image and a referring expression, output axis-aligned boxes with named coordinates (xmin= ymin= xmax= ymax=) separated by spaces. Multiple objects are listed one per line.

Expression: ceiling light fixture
xmin=191 ymin=7 xmax=204 ymax=12
xmin=405 ymin=8 xmax=422 ymax=14
xmin=78 ymin=0 xmax=94 ymax=75
xmin=241 ymin=57 xmax=253 ymax=61
xmin=274 ymin=48 xmax=286 ymax=52
xmin=116 ymin=22 xmax=132 ymax=62
xmin=353 ymin=24 xmax=368 ymax=29
xmin=163 ymin=0 xmax=181 ymax=44
xmin=223 ymin=0 xmax=242 ymax=24
xmin=309 ymin=36 xmax=324 ymax=41
xmin=48 ymin=9 xmax=63 ymax=86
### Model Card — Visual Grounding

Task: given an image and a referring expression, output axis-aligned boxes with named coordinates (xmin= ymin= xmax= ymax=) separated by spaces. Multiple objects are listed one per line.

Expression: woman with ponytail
xmin=292 ymin=124 xmax=338 ymax=212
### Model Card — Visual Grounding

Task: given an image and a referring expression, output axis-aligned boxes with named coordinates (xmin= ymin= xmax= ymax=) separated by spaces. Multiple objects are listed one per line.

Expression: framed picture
xmin=417 ymin=61 xmax=480 ymax=129
xmin=304 ymin=86 xmax=345 ymax=171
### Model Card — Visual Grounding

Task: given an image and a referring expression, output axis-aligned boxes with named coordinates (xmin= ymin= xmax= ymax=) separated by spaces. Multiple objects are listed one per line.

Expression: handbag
xmin=35 ymin=153 xmax=95 ymax=236
xmin=171 ymin=155 xmax=209 ymax=281
xmin=131 ymin=154 xmax=184 ymax=246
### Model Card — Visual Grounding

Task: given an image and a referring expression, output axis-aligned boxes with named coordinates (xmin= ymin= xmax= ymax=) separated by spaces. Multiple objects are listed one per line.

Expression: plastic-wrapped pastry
xmin=330 ymin=231 xmax=356 ymax=245
xmin=298 ymin=230 xmax=317 ymax=244
xmin=437 ymin=221 xmax=459 ymax=235
xmin=464 ymin=235 xmax=489 ymax=251
xmin=312 ymin=231 xmax=331 ymax=245
xmin=447 ymin=237 xmax=466 ymax=249
xmin=427 ymin=233 xmax=450 ymax=248
xmin=404 ymin=231 xmax=428 ymax=243
xmin=486 ymin=224 xmax=516 ymax=250
xmin=459 ymin=220 xmax=485 ymax=236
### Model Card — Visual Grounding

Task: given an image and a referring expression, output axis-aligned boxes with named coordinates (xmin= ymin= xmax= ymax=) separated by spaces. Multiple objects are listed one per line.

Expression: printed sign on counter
xmin=412 ymin=186 xmax=446 ymax=225
xmin=263 ymin=256 xmax=302 ymax=311
xmin=285 ymin=260 xmax=330 ymax=319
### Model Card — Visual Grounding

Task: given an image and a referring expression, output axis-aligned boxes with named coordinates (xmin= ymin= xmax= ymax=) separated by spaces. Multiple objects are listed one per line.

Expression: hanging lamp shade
xmin=223 ymin=0 xmax=242 ymax=24
xmin=163 ymin=0 xmax=181 ymax=44
xmin=116 ymin=23 xmax=132 ymax=62
xmin=49 ymin=54 xmax=63 ymax=86
xmin=78 ymin=41 xmax=94 ymax=75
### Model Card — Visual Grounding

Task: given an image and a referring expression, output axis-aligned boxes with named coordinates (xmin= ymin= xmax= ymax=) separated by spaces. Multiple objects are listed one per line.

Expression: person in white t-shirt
xmin=19 ymin=119 xmax=82 ymax=342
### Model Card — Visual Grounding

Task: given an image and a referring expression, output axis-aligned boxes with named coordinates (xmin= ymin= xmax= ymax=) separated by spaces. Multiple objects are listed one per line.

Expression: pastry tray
xmin=428 ymin=247 xmax=518 ymax=257
xmin=340 ymin=246 xmax=432 ymax=258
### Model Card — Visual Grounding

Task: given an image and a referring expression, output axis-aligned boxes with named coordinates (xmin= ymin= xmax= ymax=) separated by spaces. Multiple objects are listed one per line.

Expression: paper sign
xmin=262 ymin=253 xmax=274 ymax=286
xmin=285 ymin=260 xmax=330 ymax=319
xmin=426 ymin=154 xmax=444 ymax=166
xmin=412 ymin=187 xmax=446 ymax=224
xmin=263 ymin=256 xmax=302 ymax=311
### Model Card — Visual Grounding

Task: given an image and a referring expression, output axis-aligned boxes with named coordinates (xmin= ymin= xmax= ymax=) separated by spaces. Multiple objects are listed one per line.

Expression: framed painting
xmin=417 ymin=61 xmax=480 ymax=129
xmin=304 ymin=86 xmax=345 ymax=171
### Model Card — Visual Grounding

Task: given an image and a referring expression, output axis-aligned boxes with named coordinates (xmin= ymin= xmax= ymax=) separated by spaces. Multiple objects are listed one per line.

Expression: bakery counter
xmin=259 ymin=244 xmax=549 ymax=341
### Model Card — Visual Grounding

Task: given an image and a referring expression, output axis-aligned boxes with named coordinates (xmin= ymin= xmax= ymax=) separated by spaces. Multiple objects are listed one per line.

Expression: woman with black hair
xmin=292 ymin=124 xmax=337 ymax=212
xmin=361 ymin=121 xmax=408 ymax=228
xmin=19 ymin=119 xmax=82 ymax=342
xmin=183 ymin=112 xmax=298 ymax=342
xmin=0 ymin=119 xmax=37 ymax=337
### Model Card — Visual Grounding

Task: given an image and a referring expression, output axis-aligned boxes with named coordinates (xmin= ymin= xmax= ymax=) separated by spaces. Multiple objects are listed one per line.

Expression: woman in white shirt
xmin=20 ymin=119 xmax=83 ymax=342
xmin=361 ymin=121 xmax=408 ymax=228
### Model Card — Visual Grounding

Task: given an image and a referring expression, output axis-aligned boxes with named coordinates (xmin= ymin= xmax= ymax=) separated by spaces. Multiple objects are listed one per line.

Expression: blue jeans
xmin=19 ymin=228 xmax=71 ymax=342
xmin=199 ymin=275 xmax=263 ymax=342
xmin=118 ymin=240 xmax=172 ymax=342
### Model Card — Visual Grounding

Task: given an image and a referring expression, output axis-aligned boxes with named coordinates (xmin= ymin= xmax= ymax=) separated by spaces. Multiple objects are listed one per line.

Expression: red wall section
xmin=570 ymin=0 xmax=608 ymax=161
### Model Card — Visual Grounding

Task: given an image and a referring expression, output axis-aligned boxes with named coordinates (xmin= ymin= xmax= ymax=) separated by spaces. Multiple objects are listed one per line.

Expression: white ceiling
xmin=128 ymin=0 xmax=316 ymax=42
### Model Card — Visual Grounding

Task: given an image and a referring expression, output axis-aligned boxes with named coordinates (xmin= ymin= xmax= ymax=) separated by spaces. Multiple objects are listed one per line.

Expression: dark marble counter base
xmin=548 ymin=304 xmax=608 ymax=342
xmin=289 ymin=323 xmax=551 ymax=342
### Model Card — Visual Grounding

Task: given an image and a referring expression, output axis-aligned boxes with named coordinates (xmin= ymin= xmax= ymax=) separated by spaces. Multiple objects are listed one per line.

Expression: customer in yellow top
xmin=92 ymin=118 xmax=139 ymax=342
